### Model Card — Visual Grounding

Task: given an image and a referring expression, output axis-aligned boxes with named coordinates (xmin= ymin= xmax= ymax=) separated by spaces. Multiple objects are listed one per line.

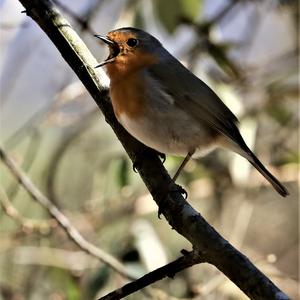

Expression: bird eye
xmin=126 ymin=38 xmax=139 ymax=47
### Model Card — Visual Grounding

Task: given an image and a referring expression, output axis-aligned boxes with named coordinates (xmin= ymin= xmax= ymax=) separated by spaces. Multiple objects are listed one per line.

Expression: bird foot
xmin=157 ymin=183 xmax=188 ymax=218
xmin=132 ymin=148 xmax=166 ymax=173
xmin=170 ymin=183 xmax=188 ymax=199
xmin=157 ymin=152 xmax=166 ymax=164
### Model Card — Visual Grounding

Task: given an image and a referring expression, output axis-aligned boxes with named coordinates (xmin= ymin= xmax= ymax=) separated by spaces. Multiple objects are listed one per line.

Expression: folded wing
xmin=148 ymin=55 xmax=246 ymax=148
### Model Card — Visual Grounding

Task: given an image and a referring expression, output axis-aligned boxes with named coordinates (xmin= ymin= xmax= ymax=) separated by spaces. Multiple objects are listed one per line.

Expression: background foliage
xmin=0 ymin=0 xmax=298 ymax=299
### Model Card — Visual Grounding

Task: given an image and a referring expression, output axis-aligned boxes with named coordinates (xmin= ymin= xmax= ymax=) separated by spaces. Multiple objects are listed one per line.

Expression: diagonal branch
xmin=16 ymin=1 xmax=290 ymax=299
xmin=0 ymin=147 xmax=136 ymax=280
xmin=99 ymin=250 xmax=203 ymax=300
xmin=0 ymin=185 xmax=56 ymax=232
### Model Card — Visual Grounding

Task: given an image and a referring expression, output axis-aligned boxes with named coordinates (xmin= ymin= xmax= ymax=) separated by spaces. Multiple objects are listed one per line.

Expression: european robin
xmin=95 ymin=27 xmax=288 ymax=197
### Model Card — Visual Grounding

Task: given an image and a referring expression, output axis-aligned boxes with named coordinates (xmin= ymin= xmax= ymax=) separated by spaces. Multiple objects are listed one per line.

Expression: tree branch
xmin=0 ymin=147 xmax=136 ymax=280
xmin=16 ymin=1 xmax=290 ymax=299
xmin=99 ymin=250 xmax=203 ymax=300
xmin=0 ymin=185 xmax=56 ymax=233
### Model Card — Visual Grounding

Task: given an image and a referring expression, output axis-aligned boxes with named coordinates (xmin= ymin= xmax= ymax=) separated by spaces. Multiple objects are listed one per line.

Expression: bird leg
xmin=157 ymin=150 xmax=194 ymax=218
xmin=157 ymin=150 xmax=194 ymax=219
xmin=172 ymin=150 xmax=195 ymax=181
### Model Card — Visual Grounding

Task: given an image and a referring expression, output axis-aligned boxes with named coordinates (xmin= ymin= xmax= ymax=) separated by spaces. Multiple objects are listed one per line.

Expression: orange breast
xmin=110 ymin=72 xmax=146 ymax=120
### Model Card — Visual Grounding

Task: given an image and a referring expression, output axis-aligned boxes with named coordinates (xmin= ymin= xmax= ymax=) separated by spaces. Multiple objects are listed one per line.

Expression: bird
xmin=94 ymin=27 xmax=288 ymax=197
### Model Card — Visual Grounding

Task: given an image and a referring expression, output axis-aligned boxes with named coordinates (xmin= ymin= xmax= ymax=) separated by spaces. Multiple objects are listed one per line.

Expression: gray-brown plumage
xmin=96 ymin=27 xmax=289 ymax=197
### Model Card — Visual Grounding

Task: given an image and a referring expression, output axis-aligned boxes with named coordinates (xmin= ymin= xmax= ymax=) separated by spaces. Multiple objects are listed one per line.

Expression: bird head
xmin=95 ymin=27 xmax=163 ymax=80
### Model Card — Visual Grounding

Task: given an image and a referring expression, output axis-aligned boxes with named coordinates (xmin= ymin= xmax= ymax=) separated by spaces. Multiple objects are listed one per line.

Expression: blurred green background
xmin=0 ymin=0 xmax=298 ymax=299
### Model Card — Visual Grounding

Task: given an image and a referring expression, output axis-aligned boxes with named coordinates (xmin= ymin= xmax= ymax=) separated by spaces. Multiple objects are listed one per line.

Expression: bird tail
xmin=246 ymin=150 xmax=289 ymax=197
xmin=218 ymin=135 xmax=289 ymax=197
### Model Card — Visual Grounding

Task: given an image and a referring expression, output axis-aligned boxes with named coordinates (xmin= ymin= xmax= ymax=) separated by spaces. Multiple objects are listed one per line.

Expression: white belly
xmin=118 ymin=112 xmax=216 ymax=157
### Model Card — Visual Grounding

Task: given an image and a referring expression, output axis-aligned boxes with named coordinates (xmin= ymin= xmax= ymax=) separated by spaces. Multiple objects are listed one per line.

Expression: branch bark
xmin=16 ymin=1 xmax=290 ymax=299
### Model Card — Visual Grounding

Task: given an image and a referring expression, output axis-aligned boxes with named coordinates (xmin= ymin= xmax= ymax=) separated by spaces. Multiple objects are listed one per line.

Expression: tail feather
xmin=247 ymin=152 xmax=289 ymax=197
xmin=217 ymin=134 xmax=289 ymax=197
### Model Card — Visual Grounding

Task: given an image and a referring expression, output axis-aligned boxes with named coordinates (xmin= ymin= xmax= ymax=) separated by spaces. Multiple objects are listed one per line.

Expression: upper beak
xmin=94 ymin=35 xmax=114 ymax=46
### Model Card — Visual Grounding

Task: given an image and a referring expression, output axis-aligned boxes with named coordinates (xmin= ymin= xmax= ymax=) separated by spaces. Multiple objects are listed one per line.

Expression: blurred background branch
xmin=0 ymin=146 xmax=136 ymax=280
xmin=0 ymin=186 xmax=57 ymax=233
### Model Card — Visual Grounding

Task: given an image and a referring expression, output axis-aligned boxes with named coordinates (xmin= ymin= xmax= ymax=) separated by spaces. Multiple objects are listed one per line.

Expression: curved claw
xmin=132 ymin=161 xmax=139 ymax=173
xmin=158 ymin=152 xmax=166 ymax=164
xmin=171 ymin=184 xmax=188 ymax=199
xmin=180 ymin=249 xmax=190 ymax=256
xmin=157 ymin=208 xmax=162 ymax=219
xmin=156 ymin=183 xmax=187 ymax=219
xmin=181 ymin=188 xmax=188 ymax=199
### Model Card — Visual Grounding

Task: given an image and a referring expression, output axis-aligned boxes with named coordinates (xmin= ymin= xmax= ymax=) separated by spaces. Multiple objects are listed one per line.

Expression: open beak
xmin=94 ymin=35 xmax=114 ymax=46
xmin=94 ymin=35 xmax=119 ymax=68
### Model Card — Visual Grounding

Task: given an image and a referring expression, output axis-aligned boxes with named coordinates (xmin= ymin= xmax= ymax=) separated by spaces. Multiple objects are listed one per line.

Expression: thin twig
xmin=0 ymin=186 xmax=56 ymax=233
xmin=0 ymin=146 xmax=136 ymax=280
xmin=99 ymin=251 xmax=203 ymax=300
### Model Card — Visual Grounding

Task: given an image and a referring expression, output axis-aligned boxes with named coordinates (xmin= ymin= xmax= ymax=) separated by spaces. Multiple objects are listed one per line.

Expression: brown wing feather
xmin=148 ymin=54 xmax=247 ymax=147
